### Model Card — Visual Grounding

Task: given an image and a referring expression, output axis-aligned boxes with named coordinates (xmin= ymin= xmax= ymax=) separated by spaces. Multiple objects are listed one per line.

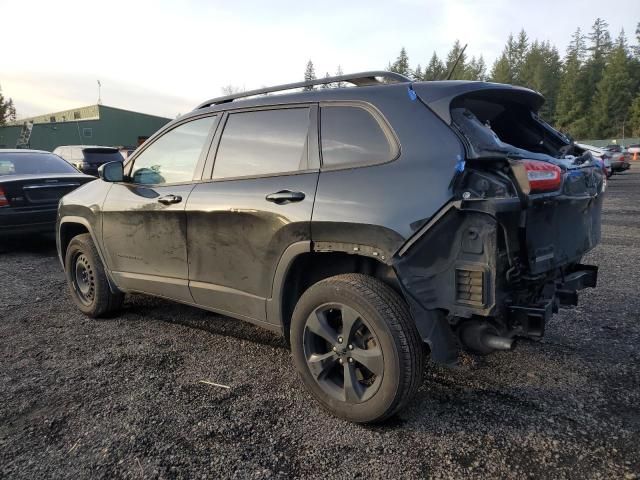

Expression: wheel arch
xmin=57 ymin=216 xmax=121 ymax=294
xmin=267 ymin=241 xmax=405 ymax=342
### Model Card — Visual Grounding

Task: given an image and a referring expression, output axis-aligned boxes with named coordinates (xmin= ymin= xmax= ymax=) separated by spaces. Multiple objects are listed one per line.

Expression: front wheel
xmin=64 ymin=233 xmax=123 ymax=317
xmin=290 ymin=274 xmax=424 ymax=423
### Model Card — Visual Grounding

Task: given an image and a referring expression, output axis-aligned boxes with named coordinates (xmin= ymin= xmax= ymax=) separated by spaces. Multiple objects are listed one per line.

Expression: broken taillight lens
xmin=523 ymin=160 xmax=562 ymax=193
xmin=0 ymin=187 xmax=9 ymax=207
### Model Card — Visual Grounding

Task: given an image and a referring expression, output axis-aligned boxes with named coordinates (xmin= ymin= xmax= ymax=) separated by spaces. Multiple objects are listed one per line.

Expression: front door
xmin=186 ymin=106 xmax=319 ymax=324
xmin=101 ymin=115 xmax=218 ymax=302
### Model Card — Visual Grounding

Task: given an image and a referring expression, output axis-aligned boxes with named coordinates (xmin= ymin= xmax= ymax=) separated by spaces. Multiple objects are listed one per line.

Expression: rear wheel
xmin=64 ymin=233 xmax=123 ymax=317
xmin=290 ymin=274 xmax=423 ymax=423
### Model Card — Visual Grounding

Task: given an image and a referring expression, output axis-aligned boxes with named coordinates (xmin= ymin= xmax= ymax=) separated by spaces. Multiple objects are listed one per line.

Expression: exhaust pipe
xmin=459 ymin=321 xmax=516 ymax=354
xmin=481 ymin=333 xmax=515 ymax=351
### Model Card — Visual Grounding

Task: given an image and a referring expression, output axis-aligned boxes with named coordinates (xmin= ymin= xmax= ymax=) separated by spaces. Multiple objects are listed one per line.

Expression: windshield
xmin=0 ymin=152 xmax=79 ymax=176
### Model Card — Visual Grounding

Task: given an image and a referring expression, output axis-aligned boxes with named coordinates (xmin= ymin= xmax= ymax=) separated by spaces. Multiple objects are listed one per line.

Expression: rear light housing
xmin=0 ymin=187 xmax=9 ymax=207
xmin=523 ymin=160 xmax=562 ymax=193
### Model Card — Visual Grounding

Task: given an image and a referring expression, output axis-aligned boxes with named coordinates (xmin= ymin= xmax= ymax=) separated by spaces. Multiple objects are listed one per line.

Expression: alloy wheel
xmin=302 ymin=303 xmax=384 ymax=403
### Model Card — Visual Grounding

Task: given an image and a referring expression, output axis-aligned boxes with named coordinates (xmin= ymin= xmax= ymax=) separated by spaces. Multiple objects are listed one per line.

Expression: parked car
xmin=0 ymin=150 xmax=94 ymax=236
xmin=604 ymin=144 xmax=623 ymax=153
xmin=52 ymin=145 xmax=123 ymax=176
xmin=602 ymin=144 xmax=632 ymax=172
xmin=56 ymin=72 xmax=603 ymax=423
xmin=576 ymin=143 xmax=629 ymax=175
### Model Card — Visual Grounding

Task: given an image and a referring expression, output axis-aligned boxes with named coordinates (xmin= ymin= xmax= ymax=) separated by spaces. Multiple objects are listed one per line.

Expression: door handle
xmin=158 ymin=194 xmax=182 ymax=205
xmin=265 ymin=190 xmax=305 ymax=204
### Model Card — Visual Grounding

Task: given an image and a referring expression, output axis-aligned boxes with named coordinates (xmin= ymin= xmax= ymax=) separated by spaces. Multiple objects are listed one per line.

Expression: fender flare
xmin=266 ymin=241 xmax=311 ymax=328
xmin=57 ymin=216 xmax=121 ymax=294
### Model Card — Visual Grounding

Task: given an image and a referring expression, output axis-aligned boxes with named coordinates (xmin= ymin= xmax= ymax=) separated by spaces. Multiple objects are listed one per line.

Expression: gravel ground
xmin=1 ymin=171 xmax=639 ymax=480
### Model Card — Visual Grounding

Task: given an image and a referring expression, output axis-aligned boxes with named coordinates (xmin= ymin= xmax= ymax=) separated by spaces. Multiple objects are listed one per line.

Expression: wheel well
xmin=59 ymin=222 xmax=89 ymax=258
xmin=280 ymin=252 xmax=403 ymax=342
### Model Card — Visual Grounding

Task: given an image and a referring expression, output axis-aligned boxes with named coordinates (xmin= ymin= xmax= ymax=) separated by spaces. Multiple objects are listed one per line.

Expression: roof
xmin=196 ymin=71 xmax=410 ymax=109
xmin=7 ymin=104 xmax=171 ymax=126
xmin=184 ymin=78 xmax=542 ymax=126
xmin=8 ymin=105 xmax=100 ymax=126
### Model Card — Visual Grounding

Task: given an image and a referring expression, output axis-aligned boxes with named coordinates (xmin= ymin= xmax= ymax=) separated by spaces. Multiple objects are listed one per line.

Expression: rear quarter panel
xmin=312 ymin=88 xmax=464 ymax=256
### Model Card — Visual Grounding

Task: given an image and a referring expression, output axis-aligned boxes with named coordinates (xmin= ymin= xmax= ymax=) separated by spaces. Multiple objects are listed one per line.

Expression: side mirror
xmin=98 ymin=161 xmax=124 ymax=182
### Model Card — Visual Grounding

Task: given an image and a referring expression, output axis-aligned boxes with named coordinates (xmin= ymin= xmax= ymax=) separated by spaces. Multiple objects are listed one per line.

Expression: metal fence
xmin=577 ymin=137 xmax=640 ymax=148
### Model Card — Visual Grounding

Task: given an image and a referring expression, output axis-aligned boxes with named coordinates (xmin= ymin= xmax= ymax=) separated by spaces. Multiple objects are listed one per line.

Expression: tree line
xmin=304 ymin=18 xmax=640 ymax=140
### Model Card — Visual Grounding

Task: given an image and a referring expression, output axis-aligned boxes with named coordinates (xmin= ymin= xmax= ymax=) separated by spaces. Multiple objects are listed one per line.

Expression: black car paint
xmin=57 ymin=80 xmax=602 ymax=363
xmin=1 ymin=172 xmax=94 ymax=236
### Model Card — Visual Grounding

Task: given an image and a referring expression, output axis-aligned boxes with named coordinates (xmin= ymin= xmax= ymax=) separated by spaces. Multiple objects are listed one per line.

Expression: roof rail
xmin=195 ymin=71 xmax=411 ymax=109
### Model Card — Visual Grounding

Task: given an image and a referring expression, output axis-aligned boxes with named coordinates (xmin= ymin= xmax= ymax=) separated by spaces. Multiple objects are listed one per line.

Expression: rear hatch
xmin=82 ymin=147 xmax=123 ymax=166
xmin=412 ymin=82 xmax=603 ymax=274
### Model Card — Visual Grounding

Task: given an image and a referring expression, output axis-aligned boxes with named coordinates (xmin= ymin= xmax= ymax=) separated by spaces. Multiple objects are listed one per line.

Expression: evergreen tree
xmin=520 ymin=41 xmax=562 ymax=122
xmin=335 ymin=65 xmax=345 ymax=88
xmin=555 ymin=29 xmax=590 ymax=137
xmin=513 ymin=30 xmax=530 ymax=83
xmin=490 ymin=51 xmax=513 ymax=84
xmin=567 ymin=27 xmax=588 ymax=62
xmin=412 ymin=64 xmax=423 ymax=81
xmin=321 ymin=72 xmax=332 ymax=89
xmin=304 ymin=60 xmax=316 ymax=90
xmin=583 ymin=17 xmax=613 ymax=117
xmin=445 ymin=40 xmax=467 ymax=80
xmin=489 ymin=31 xmax=530 ymax=85
xmin=629 ymin=93 xmax=640 ymax=137
xmin=423 ymin=52 xmax=446 ymax=80
xmin=490 ymin=34 xmax=516 ymax=83
xmin=591 ymin=31 xmax=633 ymax=137
xmin=464 ymin=56 xmax=487 ymax=81
xmin=0 ymin=85 xmax=16 ymax=126
xmin=390 ymin=47 xmax=410 ymax=76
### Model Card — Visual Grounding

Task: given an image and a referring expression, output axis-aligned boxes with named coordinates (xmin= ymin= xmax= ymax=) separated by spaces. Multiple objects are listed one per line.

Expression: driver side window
xmin=131 ymin=116 xmax=216 ymax=185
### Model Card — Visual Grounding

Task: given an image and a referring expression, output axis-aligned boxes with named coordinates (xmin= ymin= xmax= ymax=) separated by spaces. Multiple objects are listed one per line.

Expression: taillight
xmin=523 ymin=160 xmax=562 ymax=193
xmin=0 ymin=187 xmax=9 ymax=207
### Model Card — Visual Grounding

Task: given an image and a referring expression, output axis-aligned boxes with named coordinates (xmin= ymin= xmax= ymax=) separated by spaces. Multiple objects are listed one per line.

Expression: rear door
xmin=101 ymin=114 xmax=218 ymax=302
xmin=186 ymin=105 xmax=319 ymax=324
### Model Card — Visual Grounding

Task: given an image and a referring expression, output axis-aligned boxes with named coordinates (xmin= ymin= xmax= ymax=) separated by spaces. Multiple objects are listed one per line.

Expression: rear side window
xmin=213 ymin=108 xmax=310 ymax=179
xmin=131 ymin=116 xmax=215 ymax=185
xmin=320 ymin=105 xmax=394 ymax=168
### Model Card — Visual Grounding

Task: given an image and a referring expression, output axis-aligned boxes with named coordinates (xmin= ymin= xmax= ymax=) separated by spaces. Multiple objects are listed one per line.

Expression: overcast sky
xmin=2 ymin=0 xmax=638 ymax=120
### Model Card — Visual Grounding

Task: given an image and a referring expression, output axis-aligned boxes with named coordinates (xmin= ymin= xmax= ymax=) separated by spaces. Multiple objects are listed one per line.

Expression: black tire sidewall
xmin=291 ymin=280 xmax=403 ymax=423
xmin=64 ymin=234 xmax=109 ymax=317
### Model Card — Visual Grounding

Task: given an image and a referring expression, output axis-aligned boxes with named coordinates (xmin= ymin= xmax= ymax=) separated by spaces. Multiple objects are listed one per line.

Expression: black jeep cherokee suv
xmin=57 ymin=71 xmax=602 ymax=423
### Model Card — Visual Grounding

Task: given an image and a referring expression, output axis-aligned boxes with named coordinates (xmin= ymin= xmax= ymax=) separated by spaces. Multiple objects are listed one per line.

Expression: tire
xmin=290 ymin=273 xmax=424 ymax=423
xmin=64 ymin=233 xmax=123 ymax=318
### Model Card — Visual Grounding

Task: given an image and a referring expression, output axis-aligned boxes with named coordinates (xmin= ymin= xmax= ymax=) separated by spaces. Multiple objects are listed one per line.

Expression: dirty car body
xmin=56 ymin=73 xmax=602 ymax=422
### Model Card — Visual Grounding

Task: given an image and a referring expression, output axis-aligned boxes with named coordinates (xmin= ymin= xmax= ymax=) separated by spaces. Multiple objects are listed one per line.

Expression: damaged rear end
xmin=394 ymin=83 xmax=603 ymax=364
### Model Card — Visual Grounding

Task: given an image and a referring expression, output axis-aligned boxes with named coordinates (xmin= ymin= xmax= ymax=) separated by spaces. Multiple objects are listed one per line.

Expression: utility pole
xmin=97 ymin=80 xmax=102 ymax=105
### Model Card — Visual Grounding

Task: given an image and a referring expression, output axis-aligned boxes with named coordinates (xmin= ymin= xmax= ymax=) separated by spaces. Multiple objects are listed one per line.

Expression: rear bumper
xmin=506 ymin=264 xmax=598 ymax=339
xmin=0 ymin=207 xmax=57 ymax=236
xmin=394 ymin=184 xmax=602 ymax=363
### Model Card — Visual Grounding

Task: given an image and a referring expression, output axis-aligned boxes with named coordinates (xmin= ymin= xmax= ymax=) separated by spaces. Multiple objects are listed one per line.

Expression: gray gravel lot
xmin=1 ymin=171 xmax=639 ymax=479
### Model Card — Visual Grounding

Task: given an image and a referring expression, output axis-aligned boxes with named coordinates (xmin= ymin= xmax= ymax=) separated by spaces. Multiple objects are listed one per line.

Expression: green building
xmin=0 ymin=104 xmax=171 ymax=151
